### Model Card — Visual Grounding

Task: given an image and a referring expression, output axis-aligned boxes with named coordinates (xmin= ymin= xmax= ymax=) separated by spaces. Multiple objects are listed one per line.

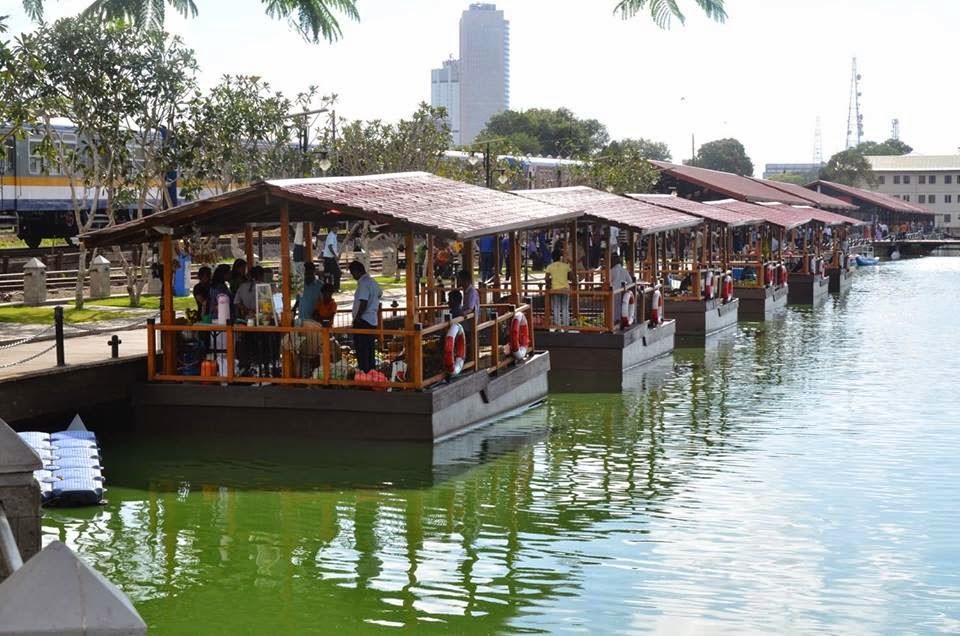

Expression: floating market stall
xmin=509 ymin=187 xmax=701 ymax=391
xmin=80 ymin=172 xmax=581 ymax=442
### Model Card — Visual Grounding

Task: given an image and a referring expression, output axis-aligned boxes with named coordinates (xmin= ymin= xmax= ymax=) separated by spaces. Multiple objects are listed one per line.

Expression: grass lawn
xmin=89 ymin=295 xmax=193 ymax=311
xmin=0 ymin=305 xmax=138 ymax=325
xmin=0 ymin=234 xmax=63 ymax=250
xmin=339 ymin=275 xmax=406 ymax=293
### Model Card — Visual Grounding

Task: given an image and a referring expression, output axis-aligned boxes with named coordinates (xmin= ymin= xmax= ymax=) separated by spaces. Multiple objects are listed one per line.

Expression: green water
xmin=42 ymin=258 xmax=960 ymax=634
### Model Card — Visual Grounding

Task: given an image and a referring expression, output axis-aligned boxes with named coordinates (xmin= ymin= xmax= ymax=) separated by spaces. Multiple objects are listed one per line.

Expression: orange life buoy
xmin=620 ymin=290 xmax=636 ymax=328
xmin=722 ymin=273 xmax=733 ymax=302
xmin=443 ymin=322 xmax=466 ymax=376
xmin=651 ymin=287 xmax=664 ymax=325
xmin=510 ymin=312 xmax=530 ymax=361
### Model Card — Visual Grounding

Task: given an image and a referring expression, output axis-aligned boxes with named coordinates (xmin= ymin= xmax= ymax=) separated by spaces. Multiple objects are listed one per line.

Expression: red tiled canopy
xmin=705 ymin=199 xmax=812 ymax=230
xmin=651 ymin=161 xmax=813 ymax=205
xmin=808 ymin=180 xmax=934 ymax=216
xmin=511 ymin=187 xmax=701 ymax=235
xmin=81 ymin=172 xmax=582 ymax=247
xmin=626 ymin=193 xmax=763 ymax=227
xmin=753 ymin=179 xmax=859 ymax=212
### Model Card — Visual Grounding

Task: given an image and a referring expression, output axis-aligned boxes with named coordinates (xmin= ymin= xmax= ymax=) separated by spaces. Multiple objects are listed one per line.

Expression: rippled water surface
xmin=42 ymin=258 xmax=960 ymax=634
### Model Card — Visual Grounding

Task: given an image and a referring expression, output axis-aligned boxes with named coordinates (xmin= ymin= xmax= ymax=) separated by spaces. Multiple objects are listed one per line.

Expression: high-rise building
xmin=431 ymin=58 xmax=461 ymax=146
xmin=458 ymin=3 xmax=510 ymax=145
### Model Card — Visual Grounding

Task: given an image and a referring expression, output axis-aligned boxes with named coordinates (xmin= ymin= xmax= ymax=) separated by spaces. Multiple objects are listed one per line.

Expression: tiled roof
xmin=787 ymin=205 xmax=865 ymax=226
xmin=651 ymin=161 xmax=813 ymax=205
xmin=704 ymin=199 xmax=811 ymax=230
xmin=82 ymin=173 xmax=581 ymax=247
xmin=753 ymin=179 xmax=859 ymax=211
xmin=626 ymin=193 xmax=763 ymax=227
xmin=807 ymin=180 xmax=934 ymax=215
xmin=511 ymin=187 xmax=701 ymax=235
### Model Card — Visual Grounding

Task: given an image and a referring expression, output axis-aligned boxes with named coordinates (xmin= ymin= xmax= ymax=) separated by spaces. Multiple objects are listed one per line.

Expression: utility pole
xmin=484 ymin=141 xmax=492 ymax=188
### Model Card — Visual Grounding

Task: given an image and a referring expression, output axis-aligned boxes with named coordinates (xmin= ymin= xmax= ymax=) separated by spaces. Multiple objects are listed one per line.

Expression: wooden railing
xmin=522 ymin=280 xmax=648 ymax=333
xmin=146 ymin=303 xmax=534 ymax=391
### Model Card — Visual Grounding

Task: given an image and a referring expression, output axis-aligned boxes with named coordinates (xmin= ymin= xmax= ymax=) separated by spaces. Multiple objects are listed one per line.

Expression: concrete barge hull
xmin=787 ymin=273 xmax=830 ymax=305
xmin=133 ymin=352 xmax=551 ymax=442
xmin=664 ymin=297 xmax=739 ymax=337
xmin=734 ymin=285 xmax=788 ymax=321
xmin=828 ymin=267 xmax=854 ymax=293
xmin=536 ymin=320 xmax=676 ymax=393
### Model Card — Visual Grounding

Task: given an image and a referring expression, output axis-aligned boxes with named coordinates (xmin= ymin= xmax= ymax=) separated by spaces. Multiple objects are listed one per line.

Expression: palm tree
xmin=614 ymin=0 xmax=727 ymax=28
xmin=19 ymin=0 xmax=359 ymax=43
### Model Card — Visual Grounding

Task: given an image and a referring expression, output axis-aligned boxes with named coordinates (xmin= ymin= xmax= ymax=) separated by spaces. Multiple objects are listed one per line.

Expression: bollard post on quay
xmin=107 ymin=335 xmax=122 ymax=359
xmin=21 ymin=258 xmax=46 ymax=307
xmin=54 ymin=306 xmax=65 ymax=367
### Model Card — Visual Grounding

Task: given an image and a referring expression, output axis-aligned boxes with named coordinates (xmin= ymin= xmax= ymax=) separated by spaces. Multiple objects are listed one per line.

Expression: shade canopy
xmin=511 ymin=187 xmax=701 ymax=235
xmin=784 ymin=205 xmax=866 ymax=227
xmin=627 ymin=193 xmax=763 ymax=228
xmin=651 ymin=161 xmax=813 ymax=205
xmin=807 ymin=180 xmax=935 ymax=216
xmin=754 ymin=178 xmax=859 ymax=212
xmin=81 ymin=172 xmax=582 ymax=248
xmin=705 ymin=199 xmax=812 ymax=230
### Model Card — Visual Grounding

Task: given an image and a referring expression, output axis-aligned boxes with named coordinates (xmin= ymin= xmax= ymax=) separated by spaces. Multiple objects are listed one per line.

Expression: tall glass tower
xmin=458 ymin=4 xmax=510 ymax=145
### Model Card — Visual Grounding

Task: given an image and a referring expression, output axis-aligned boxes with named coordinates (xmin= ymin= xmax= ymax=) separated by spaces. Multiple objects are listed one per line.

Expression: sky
xmin=6 ymin=0 xmax=960 ymax=176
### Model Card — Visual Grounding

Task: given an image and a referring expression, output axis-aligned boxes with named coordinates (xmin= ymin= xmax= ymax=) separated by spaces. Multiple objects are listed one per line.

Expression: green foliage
xmin=577 ymin=152 xmax=660 ymax=195
xmin=21 ymin=0 xmax=358 ymax=43
xmin=601 ymin=138 xmax=671 ymax=162
xmin=821 ymin=148 xmax=876 ymax=187
xmin=0 ymin=304 xmax=138 ymax=324
xmin=857 ymin=138 xmax=913 ymax=156
xmin=476 ymin=108 xmax=609 ymax=158
xmin=614 ymin=0 xmax=727 ymax=27
xmin=331 ymin=103 xmax=451 ymax=177
xmin=434 ymin=138 xmax=528 ymax=191
xmin=689 ymin=138 xmax=754 ymax=176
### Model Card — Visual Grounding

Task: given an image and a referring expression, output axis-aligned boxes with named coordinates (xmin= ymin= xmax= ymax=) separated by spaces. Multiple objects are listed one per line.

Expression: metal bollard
xmin=53 ymin=306 xmax=65 ymax=367
xmin=107 ymin=335 xmax=121 ymax=359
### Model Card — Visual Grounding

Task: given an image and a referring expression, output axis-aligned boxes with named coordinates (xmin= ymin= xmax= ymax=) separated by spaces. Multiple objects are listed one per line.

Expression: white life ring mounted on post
xmin=722 ymin=272 xmax=733 ymax=303
xmin=444 ymin=322 xmax=466 ymax=376
xmin=650 ymin=286 xmax=664 ymax=326
xmin=620 ymin=289 xmax=636 ymax=328
xmin=510 ymin=312 xmax=530 ymax=361
xmin=704 ymin=270 xmax=714 ymax=300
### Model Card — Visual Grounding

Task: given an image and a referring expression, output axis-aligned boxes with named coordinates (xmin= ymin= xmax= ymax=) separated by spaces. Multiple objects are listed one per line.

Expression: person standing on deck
xmin=544 ymin=248 xmax=572 ymax=327
xmin=234 ymin=266 xmax=264 ymax=320
xmin=193 ymin=266 xmax=212 ymax=317
xmin=228 ymin=259 xmax=247 ymax=295
xmin=322 ymin=226 xmax=341 ymax=292
xmin=297 ymin=262 xmax=323 ymax=323
xmin=609 ymin=254 xmax=634 ymax=325
xmin=477 ymin=234 xmax=495 ymax=282
xmin=458 ymin=270 xmax=480 ymax=316
xmin=349 ymin=261 xmax=382 ymax=373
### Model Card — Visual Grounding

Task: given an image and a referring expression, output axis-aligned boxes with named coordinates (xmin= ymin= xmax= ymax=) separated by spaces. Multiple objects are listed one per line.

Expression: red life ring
xmin=620 ymin=290 xmax=636 ymax=328
xmin=779 ymin=264 xmax=788 ymax=286
xmin=510 ymin=312 xmax=530 ymax=361
xmin=764 ymin=264 xmax=774 ymax=287
xmin=443 ymin=322 xmax=466 ymax=376
xmin=722 ymin=274 xmax=733 ymax=302
xmin=651 ymin=287 xmax=664 ymax=325
xmin=704 ymin=270 xmax=714 ymax=299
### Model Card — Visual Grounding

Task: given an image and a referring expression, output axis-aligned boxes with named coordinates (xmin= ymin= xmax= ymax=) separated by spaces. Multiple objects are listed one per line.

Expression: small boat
xmin=855 ymin=255 xmax=880 ymax=266
xmin=18 ymin=415 xmax=105 ymax=507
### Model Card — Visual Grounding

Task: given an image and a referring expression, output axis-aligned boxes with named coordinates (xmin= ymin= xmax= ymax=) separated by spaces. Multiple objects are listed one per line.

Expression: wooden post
xmin=510 ymin=231 xmax=521 ymax=304
xmin=463 ymin=239 xmax=474 ymax=280
xmin=161 ymin=234 xmax=175 ymax=375
xmin=756 ymin=224 xmax=763 ymax=284
xmin=604 ymin=227 xmax=613 ymax=330
xmin=404 ymin=232 xmax=416 ymax=329
xmin=626 ymin=229 xmax=636 ymax=279
xmin=493 ymin=233 xmax=501 ymax=294
xmin=801 ymin=225 xmax=809 ymax=274
xmin=244 ymin=226 xmax=255 ymax=269
xmin=146 ymin=320 xmax=156 ymax=380
xmin=570 ymin=221 xmax=579 ymax=319
xmin=279 ymin=202 xmax=292 ymax=327
xmin=425 ymin=234 xmax=435 ymax=308
xmin=304 ymin=222 xmax=313 ymax=263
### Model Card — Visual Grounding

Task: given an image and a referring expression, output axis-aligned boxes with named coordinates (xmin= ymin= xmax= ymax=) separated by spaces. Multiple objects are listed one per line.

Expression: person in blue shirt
xmin=477 ymin=234 xmax=495 ymax=282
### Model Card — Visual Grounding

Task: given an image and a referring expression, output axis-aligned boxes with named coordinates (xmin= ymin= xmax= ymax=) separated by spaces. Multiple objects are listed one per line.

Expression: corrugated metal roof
xmin=511 ymin=187 xmax=702 ymax=235
xmin=651 ymin=160 xmax=813 ymax=205
xmin=705 ymin=199 xmax=811 ymax=230
xmin=81 ymin=172 xmax=581 ymax=247
xmin=866 ymin=154 xmax=960 ymax=172
xmin=781 ymin=205 xmax=865 ymax=226
xmin=807 ymin=180 xmax=935 ymax=215
xmin=752 ymin=179 xmax=859 ymax=211
xmin=625 ymin=193 xmax=763 ymax=227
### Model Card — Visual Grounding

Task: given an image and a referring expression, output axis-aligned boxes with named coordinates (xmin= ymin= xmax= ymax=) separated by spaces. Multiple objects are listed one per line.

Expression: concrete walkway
xmin=0 ymin=330 xmax=147 ymax=381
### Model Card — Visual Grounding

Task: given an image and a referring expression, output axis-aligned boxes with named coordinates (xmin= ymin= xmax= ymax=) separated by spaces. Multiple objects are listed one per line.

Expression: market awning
xmin=511 ymin=187 xmax=701 ymax=235
xmin=81 ymin=172 xmax=582 ymax=248
xmin=626 ymin=193 xmax=763 ymax=227
xmin=807 ymin=180 xmax=935 ymax=216
xmin=786 ymin=205 xmax=866 ymax=226
xmin=651 ymin=161 xmax=813 ymax=205
xmin=754 ymin=179 xmax=859 ymax=212
xmin=705 ymin=199 xmax=811 ymax=230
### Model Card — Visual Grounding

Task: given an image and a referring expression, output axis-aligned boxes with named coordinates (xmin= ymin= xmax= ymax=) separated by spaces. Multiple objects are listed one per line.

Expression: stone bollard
xmin=381 ymin=247 xmax=397 ymax=277
xmin=88 ymin=255 xmax=112 ymax=299
xmin=0 ymin=541 xmax=147 ymax=635
xmin=0 ymin=418 xmax=41 ymax=581
xmin=21 ymin=258 xmax=46 ymax=306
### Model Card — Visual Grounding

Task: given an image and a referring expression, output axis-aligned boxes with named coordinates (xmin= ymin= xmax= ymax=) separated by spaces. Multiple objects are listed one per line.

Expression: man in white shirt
xmin=609 ymin=254 xmax=634 ymax=325
xmin=322 ymin=226 xmax=341 ymax=291
xmin=349 ymin=260 xmax=382 ymax=372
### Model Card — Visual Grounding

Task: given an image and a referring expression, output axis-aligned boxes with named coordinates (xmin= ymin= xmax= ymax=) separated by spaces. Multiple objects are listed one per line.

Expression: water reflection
xmin=41 ymin=258 xmax=960 ymax=634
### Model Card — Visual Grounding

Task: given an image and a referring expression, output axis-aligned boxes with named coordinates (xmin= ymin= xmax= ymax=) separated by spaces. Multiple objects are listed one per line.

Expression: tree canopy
xmin=688 ymin=138 xmax=754 ymax=176
xmin=476 ymin=108 xmax=609 ymax=158
xmin=856 ymin=138 xmax=913 ymax=156
xmin=601 ymin=138 xmax=671 ymax=162
xmin=820 ymin=147 xmax=876 ymax=188
xmin=614 ymin=0 xmax=727 ymax=27
xmin=19 ymin=0 xmax=359 ymax=43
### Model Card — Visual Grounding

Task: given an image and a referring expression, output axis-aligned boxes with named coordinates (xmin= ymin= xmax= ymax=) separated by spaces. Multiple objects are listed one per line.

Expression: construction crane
xmin=845 ymin=57 xmax=864 ymax=149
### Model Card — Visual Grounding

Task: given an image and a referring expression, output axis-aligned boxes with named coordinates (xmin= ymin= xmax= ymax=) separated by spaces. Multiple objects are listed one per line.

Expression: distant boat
xmin=855 ymin=255 xmax=880 ymax=266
